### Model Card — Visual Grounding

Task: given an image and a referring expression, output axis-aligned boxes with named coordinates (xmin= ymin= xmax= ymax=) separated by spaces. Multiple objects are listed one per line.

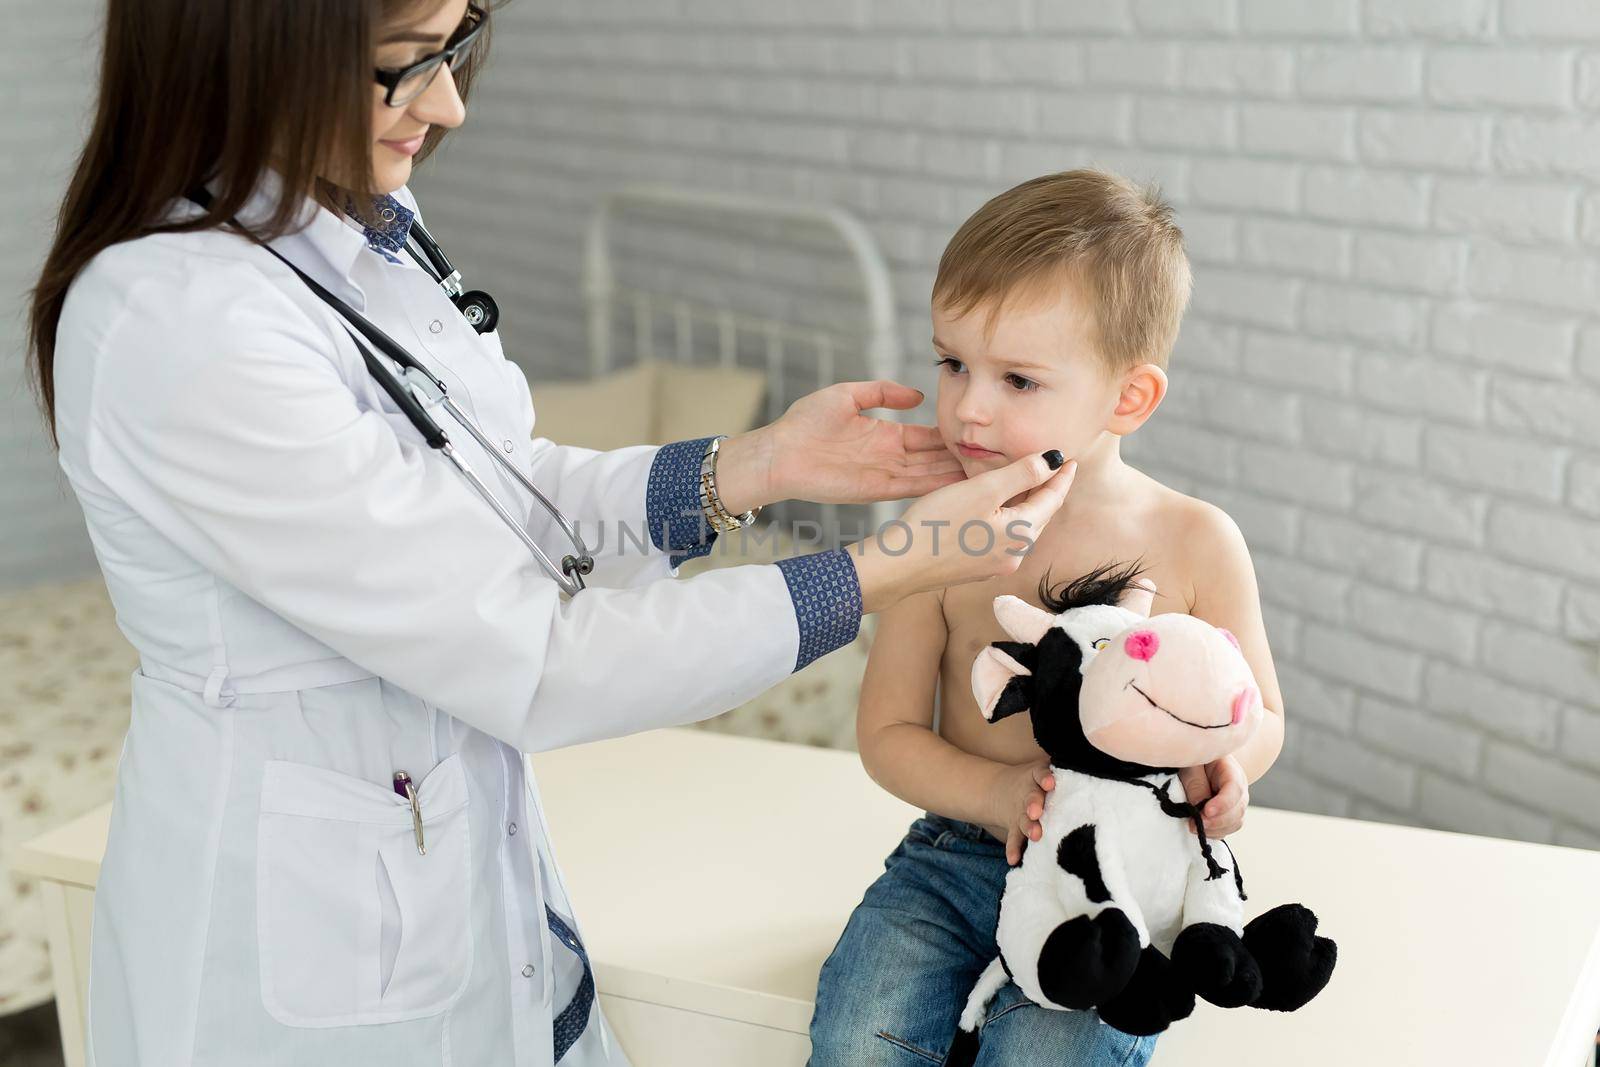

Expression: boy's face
xmin=932 ymin=281 xmax=1124 ymax=475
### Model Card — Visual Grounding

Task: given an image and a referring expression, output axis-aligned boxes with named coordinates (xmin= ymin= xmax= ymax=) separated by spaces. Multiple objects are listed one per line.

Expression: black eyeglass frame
xmin=373 ymin=3 xmax=488 ymax=108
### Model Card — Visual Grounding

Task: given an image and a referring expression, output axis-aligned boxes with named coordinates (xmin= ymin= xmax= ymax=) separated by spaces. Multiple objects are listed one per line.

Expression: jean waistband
xmin=919 ymin=812 xmax=1000 ymax=845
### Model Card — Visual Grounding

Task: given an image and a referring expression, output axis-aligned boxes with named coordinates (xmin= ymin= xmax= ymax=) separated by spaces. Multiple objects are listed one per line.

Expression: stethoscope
xmin=403 ymin=213 xmax=500 ymax=335
xmin=185 ymin=187 xmax=595 ymax=597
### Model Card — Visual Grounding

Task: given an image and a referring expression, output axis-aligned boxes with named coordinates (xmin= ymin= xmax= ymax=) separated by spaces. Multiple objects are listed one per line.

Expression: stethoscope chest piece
xmin=454 ymin=290 xmax=499 ymax=334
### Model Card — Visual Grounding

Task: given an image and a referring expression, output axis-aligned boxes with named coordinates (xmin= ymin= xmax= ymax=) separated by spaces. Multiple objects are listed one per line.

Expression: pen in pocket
xmin=393 ymin=771 xmax=425 ymax=855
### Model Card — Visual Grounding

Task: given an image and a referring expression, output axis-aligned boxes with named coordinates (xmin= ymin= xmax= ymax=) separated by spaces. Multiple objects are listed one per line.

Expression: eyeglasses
xmin=373 ymin=3 xmax=488 ymax=108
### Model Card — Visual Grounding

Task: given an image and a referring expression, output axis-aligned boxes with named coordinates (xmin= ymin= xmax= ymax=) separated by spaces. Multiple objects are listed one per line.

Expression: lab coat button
xmin=503 ymin=440 xmax=514 ymax=453
xmin=508 ymin=822 xmax=518 ymax=835
xmin=521 ymin=964 xmax=535 ymax=978
xmin=428 ymin=319 xmax=443 ymax=334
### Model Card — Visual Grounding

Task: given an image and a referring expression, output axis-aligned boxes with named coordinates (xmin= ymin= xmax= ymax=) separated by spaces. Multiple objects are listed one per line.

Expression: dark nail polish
xmin=1043 ymin=449 xmax=1064 ymax=470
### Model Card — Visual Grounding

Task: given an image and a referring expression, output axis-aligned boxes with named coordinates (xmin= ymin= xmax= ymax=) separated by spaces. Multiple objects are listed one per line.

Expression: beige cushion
xmin=655 ymin=361 xmax=768 ymax=445
xmin=528 ymin=360 xmax=657 ymax=451
xmin=528 ymin=360 xmax=767 ymax=449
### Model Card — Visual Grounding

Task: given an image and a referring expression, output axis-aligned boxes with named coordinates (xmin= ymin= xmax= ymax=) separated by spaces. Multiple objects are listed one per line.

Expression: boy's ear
xmin=1107 ymin=363 xmax=1168 ymax=436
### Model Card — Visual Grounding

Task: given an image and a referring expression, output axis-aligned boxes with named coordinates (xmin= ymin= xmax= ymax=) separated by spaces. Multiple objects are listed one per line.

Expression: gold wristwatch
xmin=698 ymin=435 xmax=761 ymax=533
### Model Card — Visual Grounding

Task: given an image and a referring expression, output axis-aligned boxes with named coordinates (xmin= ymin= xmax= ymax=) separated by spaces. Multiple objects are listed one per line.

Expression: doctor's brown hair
xmin=25 ymin=0 xmax=497 ymax=450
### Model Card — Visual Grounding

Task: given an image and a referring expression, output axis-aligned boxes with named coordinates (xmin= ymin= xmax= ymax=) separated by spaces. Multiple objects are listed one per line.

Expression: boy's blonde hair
xmin=933 ymin=169 xmax=1192 ymax=372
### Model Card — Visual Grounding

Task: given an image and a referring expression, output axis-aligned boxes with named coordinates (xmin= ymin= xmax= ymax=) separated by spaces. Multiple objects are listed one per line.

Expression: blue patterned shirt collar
xmin=341 ymin=191 xmax=416 ymax=264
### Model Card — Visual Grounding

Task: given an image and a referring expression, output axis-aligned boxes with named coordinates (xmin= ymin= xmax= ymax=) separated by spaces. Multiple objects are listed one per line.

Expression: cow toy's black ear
xmin=972 ymin=640 xmax=1039 ymax=723
xmin=988 ymin=674 xmax=1034 ymax=723
xmin=988 ymin=639 xmax=1040 ymax=722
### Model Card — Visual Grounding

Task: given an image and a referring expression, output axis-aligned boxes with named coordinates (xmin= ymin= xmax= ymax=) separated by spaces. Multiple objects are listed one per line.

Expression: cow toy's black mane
xmin=1038 ymin=558 xmax=1150 ymax=616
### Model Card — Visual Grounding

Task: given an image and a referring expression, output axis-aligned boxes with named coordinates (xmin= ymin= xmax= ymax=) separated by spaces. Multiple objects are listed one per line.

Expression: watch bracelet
xmin=699 ymin=436 xmax=759 ymax=532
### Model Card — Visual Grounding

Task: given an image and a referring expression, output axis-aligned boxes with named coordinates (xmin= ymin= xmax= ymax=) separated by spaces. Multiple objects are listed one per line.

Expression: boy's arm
xmin=1183 ymin=503 xmax=1285 ymax=785
xmin=857 ymin=589 xmax=1052 ymax=861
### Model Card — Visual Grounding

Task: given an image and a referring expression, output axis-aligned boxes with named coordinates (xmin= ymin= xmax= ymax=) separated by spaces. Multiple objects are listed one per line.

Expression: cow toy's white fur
xmin=960 ymin=766 xmax=1243 ymax=1030
xmin=948 ymin=565 xmax=1335 ymax=1057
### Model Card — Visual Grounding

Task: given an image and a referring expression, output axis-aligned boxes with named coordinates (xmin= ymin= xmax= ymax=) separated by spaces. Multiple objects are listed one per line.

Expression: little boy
xmin=807 ymin=170 xmax=1285 ymax=1066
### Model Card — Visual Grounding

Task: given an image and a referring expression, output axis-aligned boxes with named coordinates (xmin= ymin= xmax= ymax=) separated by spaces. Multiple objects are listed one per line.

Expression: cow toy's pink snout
xmin=1124 ymin=630 xmax=1160 ymax=661
xmin=1079 ymin=612 xmax=1264 ymax=768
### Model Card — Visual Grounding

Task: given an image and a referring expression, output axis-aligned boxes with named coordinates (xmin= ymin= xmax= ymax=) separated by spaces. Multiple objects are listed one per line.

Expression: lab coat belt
xmin=137 ymin=657 xmax=379 ymax=706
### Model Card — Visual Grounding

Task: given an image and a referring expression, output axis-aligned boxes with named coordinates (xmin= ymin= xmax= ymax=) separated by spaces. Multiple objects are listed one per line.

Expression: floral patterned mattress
xmin=0 ymin=524 xmax=869 ymax=1014
xmin=0 ymin=577 xmax=138 ymax=1014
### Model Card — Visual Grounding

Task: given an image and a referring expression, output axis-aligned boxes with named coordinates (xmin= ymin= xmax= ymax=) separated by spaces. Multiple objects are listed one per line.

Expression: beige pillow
xmin=527 ymin=360 xmax=657 ymax=451
xmin=528 ymin=359 xmax=769 ymax=449
xmin=654 ymin=360 xmax=769 ymax=444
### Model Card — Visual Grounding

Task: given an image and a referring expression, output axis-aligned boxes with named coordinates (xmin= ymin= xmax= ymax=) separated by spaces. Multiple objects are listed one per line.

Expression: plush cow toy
xmin=952 ymin=563 xmax=1336 ymax=1053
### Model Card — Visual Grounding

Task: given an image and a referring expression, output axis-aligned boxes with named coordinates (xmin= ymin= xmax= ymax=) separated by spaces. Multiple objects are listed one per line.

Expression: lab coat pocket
xmin=256 ymin=753 xmax=474 ymax=1028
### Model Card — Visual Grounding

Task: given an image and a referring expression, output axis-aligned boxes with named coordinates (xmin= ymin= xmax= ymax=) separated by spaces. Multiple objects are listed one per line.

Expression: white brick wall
xmin=1 ymin=3 xmax=102 ymax=591
xmin=404 ymin=0 xmax=1600 ymax=846
xmin=7 ymin=1 xmax=1596 ymax=844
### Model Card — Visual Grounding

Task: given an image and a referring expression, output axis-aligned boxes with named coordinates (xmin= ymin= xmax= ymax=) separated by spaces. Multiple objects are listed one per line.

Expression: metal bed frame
xmin=582 ymin=183 xmax=904 ymax=540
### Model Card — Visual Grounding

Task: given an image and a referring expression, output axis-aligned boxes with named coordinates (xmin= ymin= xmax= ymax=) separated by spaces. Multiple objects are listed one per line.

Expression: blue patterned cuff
xmin=646 ymin=436 xmax=720 ymax=566
xmin=774 ymin=549 xmax=864 ymax=673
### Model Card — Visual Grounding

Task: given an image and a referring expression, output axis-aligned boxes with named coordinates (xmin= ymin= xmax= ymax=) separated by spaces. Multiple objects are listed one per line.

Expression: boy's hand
xmin=1178 ymin=755 xmax=1248 ymax=838
xmin=983 ymin=759 xmax=1056 ymax=866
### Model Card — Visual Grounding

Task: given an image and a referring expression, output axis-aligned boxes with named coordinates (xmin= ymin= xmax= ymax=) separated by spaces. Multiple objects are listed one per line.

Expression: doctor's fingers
xmin=882 ymin=470 xmax=968 ymax=500
xmin=890 ymin=456 xmax=966 ymax=488
xmin=949 ymin=452 xmax=1072 ymax=522
xmin=846 ymin=378 xmax=927 ymax=413
xmin=892 ymin=449 xmax=966 ymax=476
xmin=997 ymin=459 xmax=1079 ymax=549
xmin=898 ymin=422 xmax=957 ymax=452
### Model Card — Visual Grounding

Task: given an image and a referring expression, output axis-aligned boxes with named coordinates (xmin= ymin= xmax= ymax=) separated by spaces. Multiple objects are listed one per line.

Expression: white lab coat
xmin=50 ymin=169 xmax=811 ymax=1066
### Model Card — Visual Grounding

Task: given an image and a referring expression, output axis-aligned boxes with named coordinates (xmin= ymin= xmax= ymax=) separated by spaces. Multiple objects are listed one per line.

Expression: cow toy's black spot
xmin=1057 ymin=824 xmax=1111 ymax=903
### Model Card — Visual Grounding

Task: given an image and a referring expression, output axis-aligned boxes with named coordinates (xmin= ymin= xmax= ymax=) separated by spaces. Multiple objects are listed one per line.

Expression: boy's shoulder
xmin=1129 ymin=469 xmax=1255 ymax=597
xmin=1113 ymin=464 xmax=1243 ymax=541
xmin=1152 ymin=476 xmax=1244 ymax=546
xmin=1100 ymin=466 xmax=1254 ymax=601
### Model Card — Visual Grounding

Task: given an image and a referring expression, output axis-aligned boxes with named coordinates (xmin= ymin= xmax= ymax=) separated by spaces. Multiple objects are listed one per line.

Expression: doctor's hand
xmin=851 ymin=450 xmax=1078 ymax=614
xmin=713 ymin=380 xmax=967 ymax=514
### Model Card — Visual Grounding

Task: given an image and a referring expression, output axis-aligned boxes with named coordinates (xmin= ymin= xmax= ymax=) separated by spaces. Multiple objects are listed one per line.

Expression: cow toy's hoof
xmin=1097 ymin=946 xmax=1195 ymax=1036
xmin=1172 ymin=922 xmax=1264 ymax=1008
xmin=1243 ymin=904 xmax=1337 ymax=1012
xmin=1037 ymin=909 xmax=1142 ymax=1009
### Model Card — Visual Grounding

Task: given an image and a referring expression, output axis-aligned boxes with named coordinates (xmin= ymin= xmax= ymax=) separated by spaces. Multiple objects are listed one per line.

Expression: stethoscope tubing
xmin=182 ymin=188 xmax=594 ymax=596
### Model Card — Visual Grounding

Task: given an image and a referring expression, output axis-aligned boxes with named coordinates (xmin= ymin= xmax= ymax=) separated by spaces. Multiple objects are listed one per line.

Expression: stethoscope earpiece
xmin=454 ymin=290 xmax=499 ymax=334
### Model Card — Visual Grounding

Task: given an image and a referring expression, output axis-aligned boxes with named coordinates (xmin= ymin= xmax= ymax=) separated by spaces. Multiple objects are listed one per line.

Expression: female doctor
xmin=26 ymin=1 xmax=1078 ymax=1064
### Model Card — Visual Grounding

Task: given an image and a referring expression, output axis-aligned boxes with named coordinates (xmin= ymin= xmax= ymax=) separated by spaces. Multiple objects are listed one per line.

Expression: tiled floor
xmin=0 ymin=1003 xmax=65 ymax=1067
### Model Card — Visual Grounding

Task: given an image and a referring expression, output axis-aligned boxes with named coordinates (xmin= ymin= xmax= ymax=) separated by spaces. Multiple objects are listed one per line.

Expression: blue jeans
xmin=809 ymin=814 xmax=1158 ymax=1067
